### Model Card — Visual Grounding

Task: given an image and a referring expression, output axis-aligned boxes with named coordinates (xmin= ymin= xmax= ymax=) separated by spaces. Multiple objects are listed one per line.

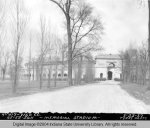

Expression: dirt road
xmin=0 ymin=81 xmax=149 ymax=113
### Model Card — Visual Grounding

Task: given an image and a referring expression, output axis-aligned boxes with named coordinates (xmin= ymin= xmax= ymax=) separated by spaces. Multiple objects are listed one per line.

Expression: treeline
xmin=0 ymin=0 xmax=103 ymax=93
xmin=121 ymin=42 xmax=149 ymax=85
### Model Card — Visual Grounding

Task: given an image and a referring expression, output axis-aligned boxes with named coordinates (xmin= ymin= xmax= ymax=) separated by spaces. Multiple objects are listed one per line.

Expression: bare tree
xmin=137 ymin=42 xmax=149 ymax=85
xmin=139 ymin=0 xmax=150 ymax=85
xmin=121 ymin=41 xmax=149 ymax=85
xmin=52 ymin=35 xmax=62 ymax=87
xmin=71 ymin=2 xmax=103 ymax=60
xmin=0 ymin=0 xmax=5 ymax=30
xmin=48 ymin=0 xmax=73 ymax=86
xmin=1 ymin=51 xmax=10 ymax=80
xmin=121 ymin=46 xmax=137 ymax=83
xmin=0 ymin=0 xmax=6 ymax=74
xmin=46 ymin=29 xmax=53 ymax=88
xmin=45 ymin=31 xmax=63 ymax=88
xmin=47 ymin=57 xmax=52 ymax=88
xmin=10 ymin=0 xmax=28 ymax=93
xmin=28 ymin=33 xmax=32 ymax=86
xmin=84 ymin=54 xmax=95 ymax=83
xmin=148 ymin=0 xmax=150 ymax=85
xmin=49 ymin=0 xmax=103 ymax=86
xmin=38 ymin=16 xmax=50 ymax=89
xmin=119 ymin=51 xmax=125 ymax=82
xmin=61 ymin=43 xmax=67 ymax=80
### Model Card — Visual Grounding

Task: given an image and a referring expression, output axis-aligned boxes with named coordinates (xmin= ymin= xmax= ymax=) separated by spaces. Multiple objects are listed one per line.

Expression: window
xmin=64 ymin=73 xmax=68 ymax=77
xmin=120 ymin=74 xmax=122 ymax=79
xmin=58 ymin=74 xmax=61 ymax=77
xmin=100 ymin=73 xmax=103 ymax=79
xmin=43 ymin=74 xmax=46 ymax=78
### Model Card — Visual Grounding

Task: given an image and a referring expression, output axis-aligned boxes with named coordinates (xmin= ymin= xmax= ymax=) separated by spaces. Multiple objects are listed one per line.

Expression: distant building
xmin=24 ymin=55 xmax=95 ymax=81
xmin=20 ymin=54 xmax=123 ymax=81
xmin=95 ymin=54 xmax=122 ymax=80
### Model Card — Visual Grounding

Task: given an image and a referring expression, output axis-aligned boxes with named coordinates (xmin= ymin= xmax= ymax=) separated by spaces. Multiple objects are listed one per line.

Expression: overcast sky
xmin=5 ymin=0 xmax=148 ymax=59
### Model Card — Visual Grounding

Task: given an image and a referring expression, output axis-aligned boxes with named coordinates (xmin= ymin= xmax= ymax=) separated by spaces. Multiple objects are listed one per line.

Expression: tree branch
xmin=49 ymin=0 xmax=67 ymax=17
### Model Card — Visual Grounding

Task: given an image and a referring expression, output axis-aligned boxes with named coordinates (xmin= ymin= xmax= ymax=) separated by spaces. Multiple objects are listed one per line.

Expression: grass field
xmin=120 ymin=83 xmax=150 ymax=105
xmin=1 ymin=80 xmax=150 ymax=107
xmin=0 ymin=80 xmax=70 ymax=100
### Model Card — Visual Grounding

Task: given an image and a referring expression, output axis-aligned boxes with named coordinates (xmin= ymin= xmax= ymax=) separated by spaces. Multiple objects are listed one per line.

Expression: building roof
xmin=26 ymin=55 xmax=95 ymax=66
xmin=95 ymin=54 xmax=121 ymax=60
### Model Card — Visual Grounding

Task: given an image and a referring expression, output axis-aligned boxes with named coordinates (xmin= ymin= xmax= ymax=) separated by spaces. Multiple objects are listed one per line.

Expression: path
xmin=0 ymin=81 xmax=149 ymax=113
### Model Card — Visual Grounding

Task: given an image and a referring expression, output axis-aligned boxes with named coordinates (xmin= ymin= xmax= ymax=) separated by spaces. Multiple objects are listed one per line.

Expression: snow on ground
xmin=0 ymin=81 xmax=150 ymax=113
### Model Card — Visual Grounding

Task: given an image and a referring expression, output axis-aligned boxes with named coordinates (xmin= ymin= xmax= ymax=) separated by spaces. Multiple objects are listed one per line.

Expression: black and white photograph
xmin=0 ymin=0 xmax=150 ymax=115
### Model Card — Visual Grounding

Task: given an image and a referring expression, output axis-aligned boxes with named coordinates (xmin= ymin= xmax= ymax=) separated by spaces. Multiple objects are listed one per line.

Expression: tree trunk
xmin=61 ymin=50 xmax=64 ymax=81
xmin=2 ymin=69 xmax=6 ymax=81
xmin=54 ymin=64 xmax=57 ymax=87
xmin=77 ymin=56 xmax=82 ymax=85
xmin=28 ymin=66 xmax=31 ymax=87
xmin=121 ymin=59 xmax=124 ymax=83
xmin=39 ymin=65 xmax=43 ymax=89
xmin=40 ymin=63 xmax=43 ymax=89
xmin=28 ymin=36 xmax=31 ymax=86
xmin=36 ymin=65 xmax=39 ymax=81
xmin=33 ymin=61 xmax=35 ymax=80
xmin=13 ymin=54 xmax=18 ymax=93
xmin=148 ymin=0 xmax=150 ymax=86
xmin=66 ymin=16 xmax=73 ymax=86
xmin=48 ymin=67 xmax=51 ymax=88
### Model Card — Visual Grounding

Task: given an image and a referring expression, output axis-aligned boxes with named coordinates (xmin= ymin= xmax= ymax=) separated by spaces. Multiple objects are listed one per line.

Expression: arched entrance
xmin=100 ymin=73 xmax=103 ymax=79
xmin=108 ymin=71 xmax=113 ymax=80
